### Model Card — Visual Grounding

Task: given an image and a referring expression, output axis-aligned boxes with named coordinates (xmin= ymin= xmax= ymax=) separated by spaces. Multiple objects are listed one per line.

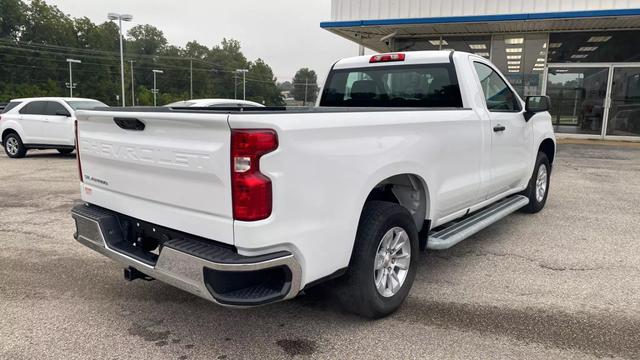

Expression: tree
xmin=21 ymin=0 xmax=77 ymax=46
xmin=0 ymin=0 xmax=26 ymax=40
xmin=277 ymin=81 xmax=293 ymax=92
xmin=184 ymin=40 xmax=209 ymax=60
xmin=246 ymin=59 xmax=284 ymax=106
xmin=127 ymin=24 xmax=167 ymax=55
xmin=292 ymin=68 xmax=319 ymax=104
xmin=0 ymin=0 xmax=288 ymax=106
xmin=208 ymin=38 xmax=249 ymax=99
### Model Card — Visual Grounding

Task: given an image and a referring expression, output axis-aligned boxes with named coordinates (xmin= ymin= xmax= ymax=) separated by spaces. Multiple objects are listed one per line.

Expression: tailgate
xmin=76 ymin=110 xmax=234 ymax=244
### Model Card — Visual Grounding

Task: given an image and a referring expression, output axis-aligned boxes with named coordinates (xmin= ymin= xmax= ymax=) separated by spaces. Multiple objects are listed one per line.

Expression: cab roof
xmin=333 ymin=50 xmax=461 ymax=70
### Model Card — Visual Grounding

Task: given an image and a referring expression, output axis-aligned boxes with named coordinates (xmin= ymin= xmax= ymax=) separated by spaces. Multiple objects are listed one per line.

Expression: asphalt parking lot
xmin=1 ymin=142 xmax=639 ymax=359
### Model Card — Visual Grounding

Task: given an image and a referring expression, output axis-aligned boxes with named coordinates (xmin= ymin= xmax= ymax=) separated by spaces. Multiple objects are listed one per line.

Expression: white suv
xmin=0 ymin=97 xmax=107 ymax=158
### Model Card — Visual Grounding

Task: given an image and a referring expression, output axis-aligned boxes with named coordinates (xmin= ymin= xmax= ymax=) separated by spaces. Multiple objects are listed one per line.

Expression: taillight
xmin=231 ymin=129 xmax=278 ymax=221
xmin=370 ymin=53 xmax=405 ymax=63
xmin=75 ymin=120 xmax=83 ymax=182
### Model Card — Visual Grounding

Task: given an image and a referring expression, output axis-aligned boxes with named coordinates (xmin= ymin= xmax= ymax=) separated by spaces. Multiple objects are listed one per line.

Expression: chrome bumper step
xmin=71 ymin=203 xmax=301 ymax=307
xmin=426 ymin=195 xmax=529 ymax=250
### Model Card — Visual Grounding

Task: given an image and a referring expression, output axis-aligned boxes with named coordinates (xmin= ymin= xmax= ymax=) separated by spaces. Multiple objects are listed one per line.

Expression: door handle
xmin=493 ymin=125 xmax=506 ymax=132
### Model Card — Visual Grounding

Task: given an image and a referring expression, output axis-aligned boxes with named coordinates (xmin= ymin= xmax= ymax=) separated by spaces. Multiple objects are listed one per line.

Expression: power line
xmin=0 ymin=38 xmax=221 ymax=64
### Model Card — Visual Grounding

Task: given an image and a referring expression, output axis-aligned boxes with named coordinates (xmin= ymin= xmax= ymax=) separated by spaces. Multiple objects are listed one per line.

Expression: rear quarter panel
xmin=229 ymin=109 xmax=482 ymax=286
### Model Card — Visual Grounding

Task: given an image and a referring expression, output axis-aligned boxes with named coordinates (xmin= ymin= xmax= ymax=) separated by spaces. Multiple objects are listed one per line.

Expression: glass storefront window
xmin=390 ymin=29 xmax=640 ymax=139
xmin=607 ymin=67 xmax=640 ymax=137
xmin=490 ymin=34 xmax=549 ymax=97
xmin=546 ymin=67 xmax=609 ymax=135
xmin=548 ymin=31 xmax=640 ymax=63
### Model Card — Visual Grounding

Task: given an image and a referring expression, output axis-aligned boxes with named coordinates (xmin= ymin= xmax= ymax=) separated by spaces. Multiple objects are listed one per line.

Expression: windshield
xmin=65 ymin=100 xmax=108 ymax=110
xmin=320 ymin=64 xmax=463 ymax=108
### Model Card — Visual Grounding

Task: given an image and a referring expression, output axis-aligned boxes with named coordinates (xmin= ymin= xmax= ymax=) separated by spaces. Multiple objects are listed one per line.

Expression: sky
xmin=45 ymin=0 xmax=360 ymax=83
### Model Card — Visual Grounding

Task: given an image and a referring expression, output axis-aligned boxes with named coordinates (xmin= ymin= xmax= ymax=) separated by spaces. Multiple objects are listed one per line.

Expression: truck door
xmin=472 ymin=62 xmax=532 ymax=199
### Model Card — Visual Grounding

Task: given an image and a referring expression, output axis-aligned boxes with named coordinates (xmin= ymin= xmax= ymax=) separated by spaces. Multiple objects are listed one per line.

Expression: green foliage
xmin=0 ymin=0 xmax=284 ymax=106
xmin=0 ymin=0 xmax=26 ymax=40
xmin=292 ymin=68 xmax=319 ymax=104
xmin=22 ymin=0 xmax=77 ymax=46
xmin=277 ymin=81 xmax=293 ymax=92
xmin=247 ymin=59 xmax=285 ymax=106
xmin=127 ymin=24 xmax=167 ymax=56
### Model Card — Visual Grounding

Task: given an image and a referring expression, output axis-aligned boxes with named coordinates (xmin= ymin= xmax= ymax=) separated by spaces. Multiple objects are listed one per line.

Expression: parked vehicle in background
xmin=1 ymin=97 xmax=107 ymax=158
xmin=0 ymin=103 xmax=6 ymax=112
xmin=72 ymin=51 xmax=555 ymax=318
xmin=164 ymin=98 xmax=265 ymax=108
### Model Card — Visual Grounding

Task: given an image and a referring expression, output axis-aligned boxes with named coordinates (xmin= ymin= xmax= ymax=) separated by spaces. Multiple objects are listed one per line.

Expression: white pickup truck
xmin=71 ymin=51 xmax=555 ymax=318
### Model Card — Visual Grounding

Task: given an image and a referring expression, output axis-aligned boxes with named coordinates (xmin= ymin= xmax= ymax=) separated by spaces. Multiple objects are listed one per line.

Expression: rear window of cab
xmin=320 ymin=64 xmax=463 ymax=108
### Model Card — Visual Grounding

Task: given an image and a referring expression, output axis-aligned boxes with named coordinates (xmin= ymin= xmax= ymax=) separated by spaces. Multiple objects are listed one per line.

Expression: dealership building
xmin=321 ymin=0 xmax=640 ymax=140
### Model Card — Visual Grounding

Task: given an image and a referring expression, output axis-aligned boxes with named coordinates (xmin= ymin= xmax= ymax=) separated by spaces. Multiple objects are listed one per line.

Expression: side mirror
xmin=56 ymin=110 xmax=71 ymax=117
xmin=524 ymin=96 xmax=550 ymax=121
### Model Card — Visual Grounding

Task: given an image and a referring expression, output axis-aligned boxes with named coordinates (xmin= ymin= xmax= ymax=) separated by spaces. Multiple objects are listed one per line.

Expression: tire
xmin=335 ymin=201 xmax=419 ymax=319
xmin=57 ymin=148 xmax=74 ymax=155
xmin=521 ymin=152 xmax=551 ymax=213
xmin=3 ymin=132 xmax=27 ymax=158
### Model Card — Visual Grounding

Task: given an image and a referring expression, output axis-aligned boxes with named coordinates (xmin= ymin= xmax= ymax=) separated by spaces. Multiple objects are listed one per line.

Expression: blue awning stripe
xmin=320 ymin=8 xmax=640 ymax=28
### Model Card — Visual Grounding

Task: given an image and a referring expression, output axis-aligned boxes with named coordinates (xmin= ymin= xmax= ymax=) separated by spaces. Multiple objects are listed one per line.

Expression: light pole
xmin=108 ymin=12 xmax=133 ymax=107
xmin=66 ymin=58 xmax=81 ymax=98
xmin=130 ymin=60 xmax=135 ymax=106
xmin=152 ymin=69 xmax=163 ymax=106
xmin=236 ymin=69 xmax=248 ymax=100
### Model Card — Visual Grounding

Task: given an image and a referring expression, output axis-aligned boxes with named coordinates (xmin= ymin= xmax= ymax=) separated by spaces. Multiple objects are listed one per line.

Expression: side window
xmin=1 ymin=101 xmax=21 ymax=113
xmin=473 ymin=62 xmax=521 ymax=112
xmin=19 ymin=101 xmax=47 ymax=115
xmin=45 ymin=102 xmax=70 ymax=116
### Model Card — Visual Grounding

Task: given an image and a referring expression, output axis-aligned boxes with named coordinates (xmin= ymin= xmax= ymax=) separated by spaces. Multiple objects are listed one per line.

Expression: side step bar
xmin=426 ymin=195 xmax=529 ymax=250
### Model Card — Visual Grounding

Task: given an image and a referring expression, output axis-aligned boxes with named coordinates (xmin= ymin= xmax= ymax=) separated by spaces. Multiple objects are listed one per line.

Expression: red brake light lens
xmin=231 ymin=129 xmax=278 ymax=221
xmin=370 ymin=53 xmax=406 ymax=63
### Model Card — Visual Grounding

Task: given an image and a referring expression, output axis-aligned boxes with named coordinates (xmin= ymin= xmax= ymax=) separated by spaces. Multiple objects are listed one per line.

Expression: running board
xmin=426 ymin=195 xmax=529 ymax=250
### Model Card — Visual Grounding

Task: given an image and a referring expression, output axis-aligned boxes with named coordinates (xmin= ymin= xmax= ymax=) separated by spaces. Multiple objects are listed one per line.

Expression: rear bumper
xmin=71 ymin=203 xmax=301 ymax=306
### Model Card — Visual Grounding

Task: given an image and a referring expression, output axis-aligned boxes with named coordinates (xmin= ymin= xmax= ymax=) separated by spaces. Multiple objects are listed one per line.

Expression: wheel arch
xmin=361 ymin=172 xmax=430 ymax=233
xmin=538 ymin=137 xmax=556 ymax=166
xmin=2 ymin=128 xmax=20 ymax=143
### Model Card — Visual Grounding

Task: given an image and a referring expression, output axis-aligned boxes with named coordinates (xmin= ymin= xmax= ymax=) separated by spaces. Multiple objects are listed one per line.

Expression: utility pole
xmin=190 ymin=59 xmax=193 ymax=99
xmin=66 ymin=58 xmax=81 ymax=98
xmin=234 ymin=72 xmax=238 ymax=100
xmin=304 ymin=78 xmax=309 ymax=106
xmin=130 ymin=60 xmax=135 ymax=106
xmin=152 ymin=69 xmax=163 ymax=106
xmin=236 ymin=69 xmax=248 ymax=100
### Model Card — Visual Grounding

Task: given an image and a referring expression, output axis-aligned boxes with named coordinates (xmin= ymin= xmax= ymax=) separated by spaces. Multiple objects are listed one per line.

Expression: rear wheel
xmin=521 ymin=152 xmax=550 ymax=213
xmin=336 ymin=201 xmax=418 ymax=318
xmin=57 ymin=148 xmax=74 ymax=155
xmin=3 ymin=133 xmax=27 ymax=158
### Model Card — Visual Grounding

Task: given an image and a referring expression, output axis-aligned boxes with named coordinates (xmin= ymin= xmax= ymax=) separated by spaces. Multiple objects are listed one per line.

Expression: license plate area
xmin=112 ymin=217 xmax=168 ymax=266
